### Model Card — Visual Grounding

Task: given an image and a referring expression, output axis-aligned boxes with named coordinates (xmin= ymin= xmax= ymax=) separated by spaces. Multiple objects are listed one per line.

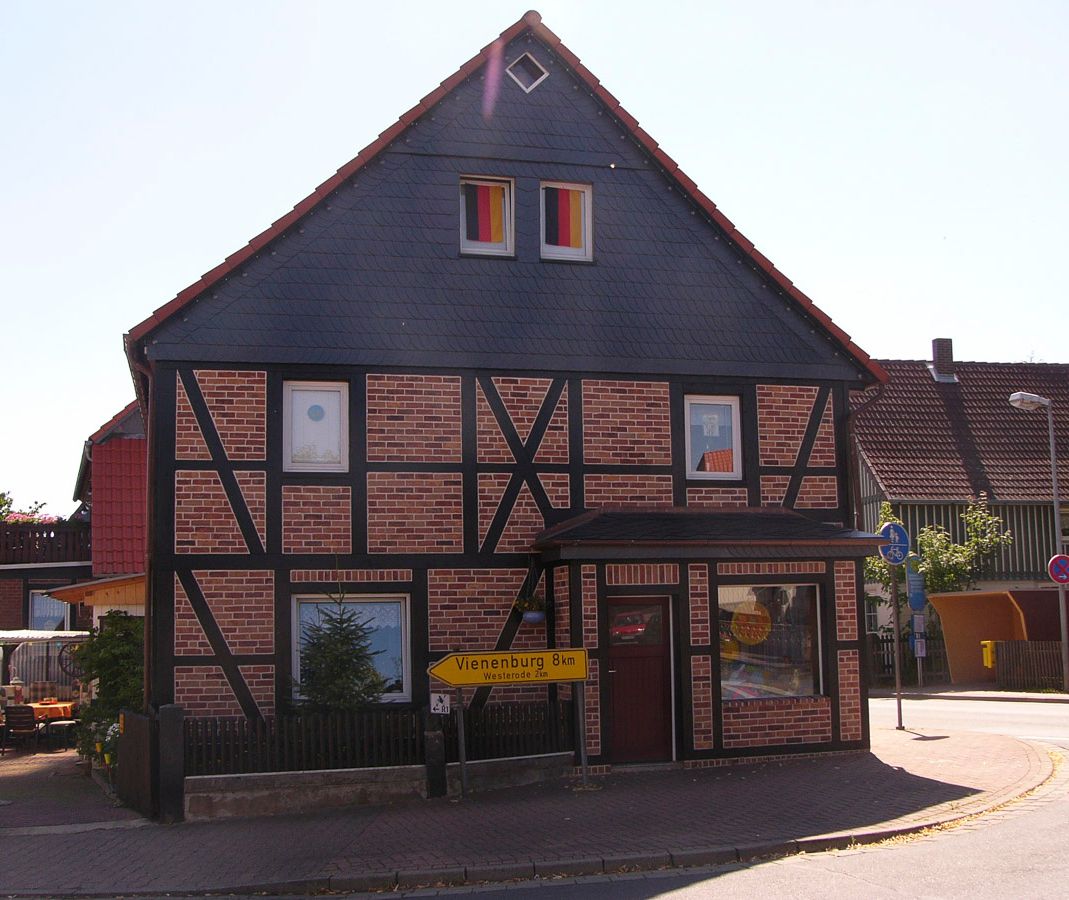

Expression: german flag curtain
xmin=544 ymin=187 xmax=584 ymax=248
xmin=463 ymin=182 xmax=506 ymax=244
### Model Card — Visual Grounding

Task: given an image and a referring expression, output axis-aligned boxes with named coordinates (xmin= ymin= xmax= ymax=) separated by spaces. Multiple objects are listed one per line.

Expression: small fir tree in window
xmin=297 ymin=602 xmax=386 ymax=711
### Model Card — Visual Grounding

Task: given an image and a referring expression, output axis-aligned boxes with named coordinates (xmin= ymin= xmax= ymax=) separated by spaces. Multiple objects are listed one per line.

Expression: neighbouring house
xmin=122 ymin=10 xmax=887 ymax=784
xmin=50 ymin=402 xmax=148 ymax=626
xmin=854 ymin=337 xmax=1069 ymax=683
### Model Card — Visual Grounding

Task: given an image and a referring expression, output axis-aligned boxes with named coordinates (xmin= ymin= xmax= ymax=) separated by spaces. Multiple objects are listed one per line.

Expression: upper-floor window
xmin=685 ymin=395 xmax=741 ymax=480
xmin=29 ymin=590 xmax=69 ymax=631
xmin=541 ymin=182 xmax=592 ymax=261
xmin=283 ymin=381 xmax=348 ymax=472
xmin=459 ymin=177 xmax=514 ymax=256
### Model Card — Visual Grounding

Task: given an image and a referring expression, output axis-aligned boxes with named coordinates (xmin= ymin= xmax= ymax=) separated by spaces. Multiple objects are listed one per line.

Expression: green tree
xmin=865 ymin=495 xmax=1013 ymax=633
xmin=71 ymin=610 xmax=144 ymax=757
xmin=296 ymin=602 xmax=386 ymax=711
xmin=0 ymin=490 xmax=50 ymax=522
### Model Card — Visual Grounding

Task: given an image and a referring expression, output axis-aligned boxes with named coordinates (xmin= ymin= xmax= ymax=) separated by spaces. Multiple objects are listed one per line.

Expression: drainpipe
xmin=132 ymin=356 xmax=155 ymax=713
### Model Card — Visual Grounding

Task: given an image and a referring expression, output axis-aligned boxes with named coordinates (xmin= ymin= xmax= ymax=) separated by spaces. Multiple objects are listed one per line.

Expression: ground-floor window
xmin=29 ymin=590 xmax=69 ymax=631
xmin=292 ymin=595 xmax=410 ymax=702
xmin=718 ymin=584 xmax=821 ymax=699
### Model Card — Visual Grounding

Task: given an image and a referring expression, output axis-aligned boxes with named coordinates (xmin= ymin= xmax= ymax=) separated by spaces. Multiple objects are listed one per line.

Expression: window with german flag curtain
xmin=459 ymin=177 xmax=513 ymax=256
xmin=541 ymin=182 xmax=592 ymax=260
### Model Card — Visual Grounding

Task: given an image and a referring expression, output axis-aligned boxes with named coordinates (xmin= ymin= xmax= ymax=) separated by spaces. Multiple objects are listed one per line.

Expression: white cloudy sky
xmin=2 ymin=0 xmax=1066 ymax=514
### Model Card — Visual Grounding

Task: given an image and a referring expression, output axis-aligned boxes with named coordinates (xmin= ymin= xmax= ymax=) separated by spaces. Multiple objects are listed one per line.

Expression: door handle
xmin=608 ymin=669 xmax=617 ymax=674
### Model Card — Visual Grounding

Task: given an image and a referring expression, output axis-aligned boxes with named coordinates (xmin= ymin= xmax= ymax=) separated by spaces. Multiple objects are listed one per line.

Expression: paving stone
xmin=533 ymin=857 xmax=604 ymax=877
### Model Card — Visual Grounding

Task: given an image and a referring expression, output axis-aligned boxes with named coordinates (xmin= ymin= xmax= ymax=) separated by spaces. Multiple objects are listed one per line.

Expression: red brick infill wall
xmin=367 ymin=374 xmax=462 ymax=463
xmin=174 ymin=571 xmax=274 ymax=657
xmin=691 ymin=655 xmax=714 ymax=750
xmin=722 ymin=696 xmax=832 ymax=748
xmin=837 ymin=650 xmax=862 ymax=742
xmin=582 ymin=380 xmax=671 ymax=465
xmin=367 ymin=473 xmax=462 ymax=553
xmin=282 ymin=485 xmax=351 ymax=554
xmin=175 ymin=471 xmax=247 ymax=554
xmin=757 ymin=384 xmax=819 ymax=467
xmin=605 ymin=564 xmax=679 ymax=585
xmin=0 ymin=578 xmax=23 ymax=630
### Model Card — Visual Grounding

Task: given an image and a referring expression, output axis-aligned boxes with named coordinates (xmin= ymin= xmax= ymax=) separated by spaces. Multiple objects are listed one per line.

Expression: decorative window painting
xmin=460 ymin=179 xmax=512 ymax=255
xmin=718 ymin=585 xmax=820 ymax=699
xmin=284 ymin=382 xmax=348 ymax=472
xmin=295 ymin=596 xmax=409 ymax=700
xmin=541 ymin=183 xmax=591 ymax=260
xmin=685 ymin=396 xmax=741 ymax=479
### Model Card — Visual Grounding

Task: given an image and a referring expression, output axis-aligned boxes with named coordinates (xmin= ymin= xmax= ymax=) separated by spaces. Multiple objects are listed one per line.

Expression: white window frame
xmin=684 ymin=394 xmax=742 ymax=480
xmin=717 ymin=583 xmax=824 ymax=698
xmin=29 ymin=590 xmax=70 ymax=631
xmin=292 ymin=593 xmax=411 ymax=703
xmin=505 ymin=52 xmax=550 ymax=93
xmin=459 ymin=177 xmax=515 ymax=257
xmin=283 ymin=381 xmax=349 ymax=473
xmin=539 ymin=181 xmax=593 ymax=261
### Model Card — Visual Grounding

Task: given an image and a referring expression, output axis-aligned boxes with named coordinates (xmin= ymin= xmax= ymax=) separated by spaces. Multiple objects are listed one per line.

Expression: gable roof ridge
xmin=125 ymin=9 xmax=886 ymax=385
xmin=89 ymin=400 xmax=143 ymax=443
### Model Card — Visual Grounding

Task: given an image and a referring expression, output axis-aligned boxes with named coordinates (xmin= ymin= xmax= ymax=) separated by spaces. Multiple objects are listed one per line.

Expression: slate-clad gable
xmin=144 ymin=32 xmax=865 ymax=382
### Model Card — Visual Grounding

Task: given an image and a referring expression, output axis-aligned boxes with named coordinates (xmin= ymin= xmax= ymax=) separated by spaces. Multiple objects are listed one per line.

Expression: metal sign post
xmin=575 ymin=681 xmax=589 ymax=787
xmin=879 ymin=523 xmax=910 ymax=731
xmin=454 ymin=687 xmax=467 ymax=797
xmin=428 ymin=650 xmax=591 ymax=794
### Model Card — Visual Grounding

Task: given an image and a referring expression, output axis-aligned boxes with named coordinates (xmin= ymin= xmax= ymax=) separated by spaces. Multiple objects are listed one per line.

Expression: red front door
xmin=607 ymin=597 xmax=673 ymax=763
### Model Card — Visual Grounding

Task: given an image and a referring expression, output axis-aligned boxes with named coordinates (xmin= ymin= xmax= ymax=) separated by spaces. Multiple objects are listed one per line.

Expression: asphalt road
xmin=869 ymin=695 xmax=1069 ymax=747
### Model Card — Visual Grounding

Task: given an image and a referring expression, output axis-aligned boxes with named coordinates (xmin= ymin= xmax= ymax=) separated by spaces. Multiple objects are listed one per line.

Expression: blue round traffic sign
xmin=878 ymin=522 xmax=910 ymax=566
xmin=1048 ymin=554 xmax=1069 ymax=584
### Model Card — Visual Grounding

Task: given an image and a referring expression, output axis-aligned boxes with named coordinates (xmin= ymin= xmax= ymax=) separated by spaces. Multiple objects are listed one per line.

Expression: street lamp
xmin=1009 ymin=391 xmax=1069 ymax=692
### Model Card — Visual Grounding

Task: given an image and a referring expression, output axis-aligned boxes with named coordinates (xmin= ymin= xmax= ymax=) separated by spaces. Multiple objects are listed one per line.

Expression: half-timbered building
xmin=124 ymin=11 xmax=887 ymax=771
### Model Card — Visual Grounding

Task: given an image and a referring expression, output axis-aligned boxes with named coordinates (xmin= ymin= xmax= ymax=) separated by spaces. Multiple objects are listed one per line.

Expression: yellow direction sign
xmin=428 ymin=649 xmax=589 ymax=687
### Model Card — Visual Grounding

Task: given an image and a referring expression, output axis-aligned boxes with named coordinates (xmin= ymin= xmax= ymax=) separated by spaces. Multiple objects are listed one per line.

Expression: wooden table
xmin=27 ymin=701 xmax=75 ymax=722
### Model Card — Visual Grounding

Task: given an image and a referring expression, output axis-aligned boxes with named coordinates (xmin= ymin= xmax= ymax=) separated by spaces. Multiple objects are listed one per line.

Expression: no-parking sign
xmin=1048 ymin=554 xmax=1069 ymax=584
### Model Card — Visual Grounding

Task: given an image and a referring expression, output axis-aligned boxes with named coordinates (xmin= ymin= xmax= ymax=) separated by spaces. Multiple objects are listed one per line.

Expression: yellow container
xmin=980 ymin=640 xmax=996 ymax=669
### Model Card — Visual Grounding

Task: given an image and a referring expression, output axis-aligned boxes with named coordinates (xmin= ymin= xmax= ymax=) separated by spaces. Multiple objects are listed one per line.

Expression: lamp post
xmin=1009 ymin=391 xmax=1069 ymax=692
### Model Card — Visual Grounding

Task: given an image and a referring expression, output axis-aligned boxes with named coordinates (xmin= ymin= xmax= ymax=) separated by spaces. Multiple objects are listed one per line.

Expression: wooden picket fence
xmin=183 ymin=700 xmax=575 ymax=776
xmin=442 ymin=700 xmax=574 ymax=762
xmin=0 ymin=523 xmax=90 ymax=565
xmin=995 ymin=641 xmax=1063 ymax=691
xmin=184 ymin=708 xmax=424 ymax=776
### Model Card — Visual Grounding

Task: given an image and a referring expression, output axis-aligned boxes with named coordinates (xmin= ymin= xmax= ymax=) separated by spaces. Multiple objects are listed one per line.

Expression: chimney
xmin=930 ymin=338 xmax=958 ymax=383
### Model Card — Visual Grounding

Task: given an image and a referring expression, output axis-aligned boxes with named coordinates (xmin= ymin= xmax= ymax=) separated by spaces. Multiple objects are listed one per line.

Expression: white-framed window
xmin=540 ymin=182 xmax=593 ymax=261
xmin=283 ymin=381 xmax=348 ymax=472
xmin=29 ymin=590 xmax=69 ymax=631
xmin=865 ymin=597 xmax=881 ymax=634
xmin=718 ymin=584 xmax=822 ymax=700
xmin=459 ymin=177 xmax=514 ymax=256
xmin=685 ymin=395 xmax=742 ymax=480
xmin=506 ymin=52 xmax=549 ymax=93
xmin=293 ymin=594 xmax=411 ymax=703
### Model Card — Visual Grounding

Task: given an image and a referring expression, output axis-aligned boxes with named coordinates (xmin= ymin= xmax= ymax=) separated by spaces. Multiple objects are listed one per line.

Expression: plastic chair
xmin=4 ymin=705 xmax=44 ymax=752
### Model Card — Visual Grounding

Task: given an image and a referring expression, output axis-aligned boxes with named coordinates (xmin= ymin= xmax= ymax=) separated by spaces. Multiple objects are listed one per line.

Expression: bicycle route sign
xmin=878 ymin=522 xmax=910 ymax=566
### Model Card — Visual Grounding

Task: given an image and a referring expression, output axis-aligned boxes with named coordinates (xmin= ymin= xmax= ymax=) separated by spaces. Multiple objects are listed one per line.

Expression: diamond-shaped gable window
xmin=506 ymin=52 xmax=549 ymax=93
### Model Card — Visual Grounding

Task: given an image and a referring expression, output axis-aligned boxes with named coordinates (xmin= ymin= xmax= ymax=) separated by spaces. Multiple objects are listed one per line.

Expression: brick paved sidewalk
xmin=0 ymin=726 xmax=1054 ymax=897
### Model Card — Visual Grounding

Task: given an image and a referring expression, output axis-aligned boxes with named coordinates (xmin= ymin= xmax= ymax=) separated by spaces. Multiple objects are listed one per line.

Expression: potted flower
xmin=513 ymin=590 xmax=546 ymax=625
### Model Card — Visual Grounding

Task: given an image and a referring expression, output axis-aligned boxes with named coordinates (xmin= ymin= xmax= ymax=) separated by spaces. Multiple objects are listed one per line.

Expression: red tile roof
xmin=124 ymin=10 xmax=886 ymax=387
xmin=855 ymin=359 xmax=1069 ymax=502
xmin=90 ymin=435 xmax=146 ymax=576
